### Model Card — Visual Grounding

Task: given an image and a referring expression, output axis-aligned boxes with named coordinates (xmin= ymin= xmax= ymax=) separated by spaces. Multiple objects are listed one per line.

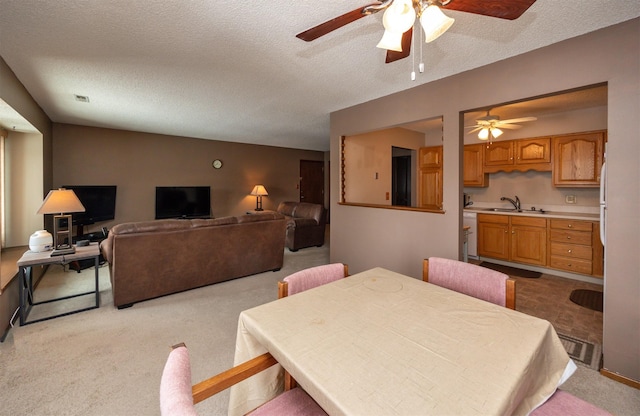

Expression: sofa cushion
xmin=237 ymin=212 xmax=285 ymax=224
xmin=111 ymin=219 xmax=190 ymax=235
xmin=276 ymin=201 xmax=298 ymax=217
xmin=190 ymin=217 xmax=237 ymax=228
xmin=292 ymin=203 xmax=323 ymax=223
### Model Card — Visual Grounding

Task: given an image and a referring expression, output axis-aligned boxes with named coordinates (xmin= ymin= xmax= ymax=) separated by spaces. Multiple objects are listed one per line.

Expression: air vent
xmin=74 ymin=95 xmax=90 ymax=103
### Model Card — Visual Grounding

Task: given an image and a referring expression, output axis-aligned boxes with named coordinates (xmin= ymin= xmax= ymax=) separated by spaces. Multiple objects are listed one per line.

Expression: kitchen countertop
xmin=463 ymin=207 xmax=600 ymax=221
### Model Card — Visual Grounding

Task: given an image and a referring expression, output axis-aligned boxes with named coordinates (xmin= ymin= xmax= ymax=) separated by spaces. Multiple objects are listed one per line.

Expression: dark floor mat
xmin=570 ymin=289 xmax=603 ymax=312
xmin=479 ymin=262 xmax=541 ymax=278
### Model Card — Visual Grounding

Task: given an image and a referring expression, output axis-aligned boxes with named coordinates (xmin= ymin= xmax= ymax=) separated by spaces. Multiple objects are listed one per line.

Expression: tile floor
xmin=510 ymin=272 xmax=604 ymax=345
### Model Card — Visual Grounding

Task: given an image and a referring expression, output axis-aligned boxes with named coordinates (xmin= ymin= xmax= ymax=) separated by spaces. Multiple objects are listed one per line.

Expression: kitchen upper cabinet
xmin=464 ymin=144 xmax=488 ymax=187
xmin=553 ymin=131 xmax=605 ymax=187
xmin=419 ymin=146 xmax=443 ymax=210
xmin=484 ymin=141 xmax=513 ymax=168
xmin=478 ymin=214 xmax=547 ymax=267
xmin=483 ymin=138 xmax=551 ymax=173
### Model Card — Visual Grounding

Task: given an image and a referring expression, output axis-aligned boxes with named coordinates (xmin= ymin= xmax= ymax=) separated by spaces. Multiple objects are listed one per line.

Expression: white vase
xmin=29 ymin=230 xmax=53 ymax=252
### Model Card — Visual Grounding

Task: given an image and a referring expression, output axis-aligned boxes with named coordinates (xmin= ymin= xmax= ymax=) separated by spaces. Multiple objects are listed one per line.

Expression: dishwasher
xmin=463 ymin=211 xmax=478 ymax=260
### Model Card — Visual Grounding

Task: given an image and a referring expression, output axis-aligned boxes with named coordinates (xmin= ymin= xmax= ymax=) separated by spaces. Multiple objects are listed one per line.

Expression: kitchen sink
xmin=470 ymin=207 xmax=547 ymax=214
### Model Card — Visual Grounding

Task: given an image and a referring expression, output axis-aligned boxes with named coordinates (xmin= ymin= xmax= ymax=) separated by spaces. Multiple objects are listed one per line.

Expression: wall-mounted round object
xmin=212 ymin=159 xmax=223 ymax=169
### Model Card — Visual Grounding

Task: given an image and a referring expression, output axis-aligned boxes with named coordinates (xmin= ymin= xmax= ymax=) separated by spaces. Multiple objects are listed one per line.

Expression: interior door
xmin=299 ymin=160 xmax=324 ymax=205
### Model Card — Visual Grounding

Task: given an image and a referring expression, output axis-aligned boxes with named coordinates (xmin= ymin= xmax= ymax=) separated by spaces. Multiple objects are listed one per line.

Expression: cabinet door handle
xmin=567 ymin=236 xmax=571 ymax=240
xmin=568 ymin=224 xmax=573 ymax=228
xmin=568 ymin=249 xmax=572 ymax=253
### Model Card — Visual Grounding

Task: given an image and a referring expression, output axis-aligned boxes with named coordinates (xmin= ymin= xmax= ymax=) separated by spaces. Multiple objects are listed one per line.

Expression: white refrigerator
xmin=599 ymin=158 xmax=606 ymax=246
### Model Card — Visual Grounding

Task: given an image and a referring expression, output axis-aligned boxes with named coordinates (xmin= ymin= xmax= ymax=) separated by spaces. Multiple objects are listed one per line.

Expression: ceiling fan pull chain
xmin=411 ymin=19 xmax=416 ymax=81
xmin=419 ymin=16 xmax=425 ymax=73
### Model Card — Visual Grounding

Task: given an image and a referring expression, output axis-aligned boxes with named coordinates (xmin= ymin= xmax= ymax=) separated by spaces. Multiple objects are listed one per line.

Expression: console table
xmin=17 ymin=243 xmax=101 ymax=325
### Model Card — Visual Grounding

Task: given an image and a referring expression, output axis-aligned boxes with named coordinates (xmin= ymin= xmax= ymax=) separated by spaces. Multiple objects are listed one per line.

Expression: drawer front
xmin=550 ymin=242 xmax=593 ymax=260
xmin=550 ymin=256 xmax=593 ymax=274
xmin=511 ymin=216 xmax=547 ymax=228
xmin=478 ymin=214 xmax=509 ymax=224
xmin=550 ymin=219 xmax=592 ymax=232
xmin=549 ymin=230 xmax=592 ymax=245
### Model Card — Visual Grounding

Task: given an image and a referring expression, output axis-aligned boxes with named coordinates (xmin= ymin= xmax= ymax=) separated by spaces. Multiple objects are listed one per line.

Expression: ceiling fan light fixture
xmin=478 ymin=128 xmax=490 ymax=140
xmin=491 ymin=127 xmax=503 ymax=138
xmin=420 ymin=4 xmax=455 ymax=43
xmin=376 ymin=29 xmax=405 ymax=51
xmin=384 ymin=0 xmax=416 ymax=33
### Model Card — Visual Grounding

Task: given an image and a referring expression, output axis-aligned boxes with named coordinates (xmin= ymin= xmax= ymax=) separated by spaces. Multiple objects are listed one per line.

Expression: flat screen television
xmin=63 ymin=185 xmax=117 ymax=226
xmin=155 ymin=186 xmax=211 ymax=219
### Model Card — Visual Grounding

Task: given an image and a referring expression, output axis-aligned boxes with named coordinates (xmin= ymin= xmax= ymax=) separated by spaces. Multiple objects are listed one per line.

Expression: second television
xmin=155 ymin=186 xmax=211 ymax=219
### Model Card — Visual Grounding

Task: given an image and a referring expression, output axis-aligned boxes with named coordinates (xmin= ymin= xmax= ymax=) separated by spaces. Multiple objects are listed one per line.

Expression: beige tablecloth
xmin=229 ymin=267 xmax=574 ymax=416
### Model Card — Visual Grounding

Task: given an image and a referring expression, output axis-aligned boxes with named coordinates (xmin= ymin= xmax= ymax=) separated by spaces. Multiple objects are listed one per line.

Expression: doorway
xmin=392 ymin=147 xmax=412 ymax=207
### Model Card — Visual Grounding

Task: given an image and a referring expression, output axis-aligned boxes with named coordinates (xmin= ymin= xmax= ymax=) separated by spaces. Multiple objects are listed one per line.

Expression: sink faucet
xmin=501 ymin=196 xmax=521 ymax=210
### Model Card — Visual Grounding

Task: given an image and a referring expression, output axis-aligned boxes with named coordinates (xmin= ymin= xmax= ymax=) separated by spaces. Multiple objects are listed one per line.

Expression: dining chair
xmin=422 ymin=257 xmax=516 ymax=309
xmin=160 ymin=343 xmax=327 ymax=416
xmin=275 ymin=263 xmax=348 ymax=389
xmin=278 ymin=263 xmax=349 ymax=298
xmin=531 ymin=389 xmax=611 ymax=415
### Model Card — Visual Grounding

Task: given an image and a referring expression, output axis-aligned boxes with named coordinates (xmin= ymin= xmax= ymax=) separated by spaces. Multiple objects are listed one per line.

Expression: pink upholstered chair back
xmin=280 ymin=263 xmax=347 ymax=297
xmin=531 ymin=390 xmax=612 ymax=415
xmin=424 ymin=257 xmax=514 ymax=308
xmin=160 ymin=344 xmax=198 ymax=416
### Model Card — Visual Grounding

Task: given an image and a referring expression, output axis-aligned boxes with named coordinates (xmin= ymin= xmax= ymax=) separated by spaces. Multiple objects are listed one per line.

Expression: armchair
xmin=276 ymin=202 xmax=326 ymax=251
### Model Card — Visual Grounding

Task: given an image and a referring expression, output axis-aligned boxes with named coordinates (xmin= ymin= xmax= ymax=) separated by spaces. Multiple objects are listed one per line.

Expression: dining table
xmin=228 ymin=267 xmax=576 ymax=416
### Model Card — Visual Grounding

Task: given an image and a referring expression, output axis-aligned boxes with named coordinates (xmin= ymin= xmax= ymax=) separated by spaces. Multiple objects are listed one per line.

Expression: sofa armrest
xmin=289 ymin=218 xmax=319 ymax=229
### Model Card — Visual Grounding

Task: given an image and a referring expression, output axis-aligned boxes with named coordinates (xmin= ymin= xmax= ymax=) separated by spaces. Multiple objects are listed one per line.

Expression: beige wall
xmin=52 ymin=124 xmax=324 ymax=234
xmin=330 ymin=19 xmax=639 ymax=381
xmin=5 ymin=131 xmax=44 ymax=246
xmin=0 ymin=56 xmax=52 ymax=196
xmin=344 ymin=128 xmax=424 ymax=205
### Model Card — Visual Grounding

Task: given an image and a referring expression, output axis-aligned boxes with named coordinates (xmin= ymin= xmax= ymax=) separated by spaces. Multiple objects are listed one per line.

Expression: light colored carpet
xmin=1 ymin=245 xmax=638 ymax=415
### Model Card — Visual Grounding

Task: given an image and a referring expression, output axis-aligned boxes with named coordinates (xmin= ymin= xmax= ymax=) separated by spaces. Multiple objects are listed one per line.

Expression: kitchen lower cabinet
xmin=478 ymin=214 xmax=603 ymax=278
xmin=549 ymin=219 xmax=603 ymax=277
xmin=478 ymin=214 xmax=510 ymax=260
xmin=479 ymin=214 xmax=547 ymax=267
xmin=511 ymin=216 xmax=548 ymax=266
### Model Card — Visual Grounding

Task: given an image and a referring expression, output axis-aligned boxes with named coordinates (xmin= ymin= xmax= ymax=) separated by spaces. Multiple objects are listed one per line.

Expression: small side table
xmin=17 ymin=243 xmax=101 ymax=326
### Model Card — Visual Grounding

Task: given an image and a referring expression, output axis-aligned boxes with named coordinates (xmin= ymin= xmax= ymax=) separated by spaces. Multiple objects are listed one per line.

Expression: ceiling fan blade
xmin=467 ymin=126 xmax=484 ymax=134
xmin=498 ymin=116 xmax=538 ymax=124
xmin=497 ymin=124 xmax=524 ymax=129
xmin=443 ymin=0 xmax=537 ymax=20
xmin=296 ymin=3 xmax=383 ymax=41
xmin=385 ymin=27 xmax=413 ymax=63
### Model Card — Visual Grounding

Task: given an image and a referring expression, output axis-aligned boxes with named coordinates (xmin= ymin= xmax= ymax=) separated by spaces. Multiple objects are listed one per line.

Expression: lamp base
xmin=50 ymin=246 xmax=76 ymax=257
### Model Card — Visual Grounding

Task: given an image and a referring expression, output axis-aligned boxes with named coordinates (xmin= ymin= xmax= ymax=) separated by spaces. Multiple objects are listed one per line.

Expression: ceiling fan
xmin=466 ymin=110 xmax=537 ymax=140
xmin=296 ymin=0 xmax=537 ymax=64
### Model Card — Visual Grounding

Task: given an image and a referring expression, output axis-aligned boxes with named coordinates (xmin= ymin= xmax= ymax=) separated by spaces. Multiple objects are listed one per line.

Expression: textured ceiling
xmin=0 ymin=1 xmax=638 ymax=150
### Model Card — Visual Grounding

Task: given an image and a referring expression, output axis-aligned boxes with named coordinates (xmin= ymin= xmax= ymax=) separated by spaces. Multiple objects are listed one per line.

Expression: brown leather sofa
xmin=100 ymin=212 xmax=286 ymax=308
xmin=276 ymin=201 xmax=326 ymax=251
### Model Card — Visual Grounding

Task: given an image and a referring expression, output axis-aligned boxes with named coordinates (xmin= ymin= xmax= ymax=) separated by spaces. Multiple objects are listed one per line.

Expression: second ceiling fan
xmin=296 ymin=0 xmax=537 ymax=64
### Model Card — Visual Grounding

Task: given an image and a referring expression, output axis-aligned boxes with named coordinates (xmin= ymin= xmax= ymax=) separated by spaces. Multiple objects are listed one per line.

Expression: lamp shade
xmin=377 ymin=0 xmax=415 ymax=51
xmin=420 ymin=4 xmax=455 ymax=43
xmin=37 ymin=188 xmax=86 ymax=215
xmin=250 ymin=185 xmax=268 ymax=196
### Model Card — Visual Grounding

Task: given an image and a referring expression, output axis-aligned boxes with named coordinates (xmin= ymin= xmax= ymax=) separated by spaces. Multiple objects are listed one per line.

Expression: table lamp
xmin=37 ymin=188 xmax=86 ymax=256
xmin=250 ymin=185 xmax=268 ymax=211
